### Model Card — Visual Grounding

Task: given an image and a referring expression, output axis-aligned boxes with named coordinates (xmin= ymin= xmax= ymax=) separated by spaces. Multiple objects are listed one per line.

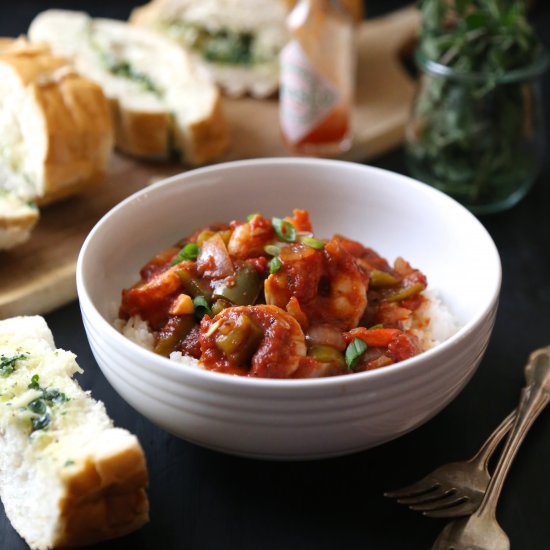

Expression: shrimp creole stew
xmin=118 ymin=210 xmax=449 ymax=378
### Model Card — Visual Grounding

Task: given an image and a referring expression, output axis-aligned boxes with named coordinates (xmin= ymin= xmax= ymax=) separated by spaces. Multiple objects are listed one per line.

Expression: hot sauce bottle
xmin=279 ymin=0 xmax=355 ymax=156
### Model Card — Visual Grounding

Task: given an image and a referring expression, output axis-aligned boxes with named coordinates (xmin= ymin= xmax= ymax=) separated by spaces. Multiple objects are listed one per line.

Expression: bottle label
xmin=279 ymin=41 xmax=340 ymax=144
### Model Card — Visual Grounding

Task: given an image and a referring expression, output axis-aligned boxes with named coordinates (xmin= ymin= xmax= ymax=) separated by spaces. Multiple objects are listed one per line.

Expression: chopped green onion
xmin=193 ymin=296 xmax=212 ymax=320
xmin=272 ymin=217 xmax=296 ymax=242
xmin=345 ymin=338 xmax=368 ymax=370
xmin=171 ymin=242 xmax=199 ymax=265
xmin=25 ymin=377 xmax=68 ymax=433
xmin=264 ymin=244 xmax=280 ymax=256
xmin=28 ymin=374 xmax=40 ymax=390
xmin=31 ymin=413 xmax=51 ymax=432
xmin=300 ymin=236 xmax=325 ymax=250
xmin=247 ymin=212 xmax=262 ymax=221
xmin=42 ymin=388 xmax=68 ymax=405
xmin=0 ymin=353 xmax=26 ymax=377
xmin=369 ymin=324 xmax=384 ymax=330
xmin=269 ymin=256 xmax=282 ymax=274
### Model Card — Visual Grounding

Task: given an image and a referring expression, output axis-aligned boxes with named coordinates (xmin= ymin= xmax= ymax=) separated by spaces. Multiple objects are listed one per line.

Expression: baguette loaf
xmin=0 ymin=38 xmax=113 ymax=206
xmin=130 ymin=0 xmax=289 ymax=98
xmin=130 ymin=0 xmax=363 ymax=98
xmin=0 ymin=315 xmax=149 ymax=549
xmin=29 ymin=10 xmax=229 ymax=164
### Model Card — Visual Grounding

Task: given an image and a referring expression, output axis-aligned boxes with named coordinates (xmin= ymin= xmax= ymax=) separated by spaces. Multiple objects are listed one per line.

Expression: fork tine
xmin=422 ymin=498 xmax=479 ymax=519
xmin=396 ymin=487 xmax=450 ymax=506
xmin=384 ymin=479 xmax=439 ymax=499
xmin=409 ymin=490 xmax=463 ymax=512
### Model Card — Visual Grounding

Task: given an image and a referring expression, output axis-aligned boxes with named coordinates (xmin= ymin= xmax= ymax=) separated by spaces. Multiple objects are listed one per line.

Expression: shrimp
xmin=120 ymin=263 xmax=186 ymax=329
xmin=264 ymin=237 xmax=368 ymax=331
xmin=227 ymin=214 xmax=275 ymax=259
xmin=264 ymin=242 xmax=322 ymax=319
xmin=284 ymin=209 xmax=313 ymax=232
xmin=199 ymin=305 xmax=306 ymax=378
xmin=317 ymin=238 xmax=368 ymax=329
xmin=337 ymin=235 xmax=393 ymax=276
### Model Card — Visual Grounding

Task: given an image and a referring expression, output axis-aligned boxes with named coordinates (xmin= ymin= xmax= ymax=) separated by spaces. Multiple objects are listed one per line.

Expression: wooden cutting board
xmin=0 ymin=6 xmax=420 ymax=318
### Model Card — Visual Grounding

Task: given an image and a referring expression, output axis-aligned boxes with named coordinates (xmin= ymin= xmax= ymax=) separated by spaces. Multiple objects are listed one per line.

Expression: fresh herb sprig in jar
xmin=406 ymin=0 xmax=549 ymax=214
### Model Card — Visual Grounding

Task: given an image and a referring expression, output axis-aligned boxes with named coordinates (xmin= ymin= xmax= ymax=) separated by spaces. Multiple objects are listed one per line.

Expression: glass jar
xmin=405 ymin=50 xmax=549 ymax=215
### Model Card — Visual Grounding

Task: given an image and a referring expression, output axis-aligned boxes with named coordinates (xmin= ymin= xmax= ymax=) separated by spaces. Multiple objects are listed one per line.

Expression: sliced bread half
xmin=0 ymin=315 xmax=149 ymax=549
xmin=130 ymin=0 xmax=289 ymax=98
xmin=0 ymin=38 xmax=113 ymax=206
xmin=130 ymin=0 xmax=363 ymax=98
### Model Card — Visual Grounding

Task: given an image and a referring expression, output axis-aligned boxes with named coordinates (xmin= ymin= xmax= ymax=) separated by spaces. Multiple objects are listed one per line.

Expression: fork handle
xmin=469 ymin=410 xmax=516 ymax=470
xmin=476 ymin=347 xmax=550 ymax=519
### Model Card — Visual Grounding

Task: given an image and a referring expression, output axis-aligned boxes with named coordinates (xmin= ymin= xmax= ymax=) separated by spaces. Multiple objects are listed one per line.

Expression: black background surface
xmin=1 ymin=1 xmax=550 ymax=548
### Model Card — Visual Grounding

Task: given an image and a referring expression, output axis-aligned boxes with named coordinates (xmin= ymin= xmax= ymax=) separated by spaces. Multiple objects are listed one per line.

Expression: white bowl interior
xmin=80 ymin=158 xmax=500 ymax=335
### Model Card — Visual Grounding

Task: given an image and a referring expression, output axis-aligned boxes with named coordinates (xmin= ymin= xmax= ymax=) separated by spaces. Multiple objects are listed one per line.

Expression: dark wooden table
xmin=2 ymin=1 xmax=550 ymax=549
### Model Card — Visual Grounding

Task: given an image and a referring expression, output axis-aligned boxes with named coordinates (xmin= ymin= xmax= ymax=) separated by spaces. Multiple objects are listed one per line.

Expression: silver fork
xmin=384 ymin=410 xmax=515 ymax=518
xmin=432 ymin=346 xmax=550 ymax=550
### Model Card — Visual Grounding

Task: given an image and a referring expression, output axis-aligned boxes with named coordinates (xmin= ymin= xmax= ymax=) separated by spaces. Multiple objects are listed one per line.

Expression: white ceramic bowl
xmin=76 ymin=158 xmax=501 ymax=460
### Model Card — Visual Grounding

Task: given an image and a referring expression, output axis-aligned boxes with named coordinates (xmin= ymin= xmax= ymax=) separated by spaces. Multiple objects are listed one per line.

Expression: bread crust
xmin=54 ymin=436 xmax=149 ymax=548
xmin=106 ymin=60 xmax=228 ymax=165
xmin=11 ymin=437 xmax=150 ymax=549
xmin=110 ymin=98 xmax=171 ymax=160
xmin=34 ymin=72 xmax=113 ymax=204
xmin=0 ymin=39 xmax=113 ymax=204
xmin=178 ymin=92 xmax=230 ymax=165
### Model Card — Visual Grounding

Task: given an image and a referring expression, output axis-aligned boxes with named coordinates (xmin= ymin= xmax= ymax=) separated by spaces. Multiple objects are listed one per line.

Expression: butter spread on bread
xmin=130 ymin=0 xmax=289 ymax=98
xmin=0 ymin=316 xmax=149 ymax=549
xmin=29 ymin=10 xmax=229 ymax=164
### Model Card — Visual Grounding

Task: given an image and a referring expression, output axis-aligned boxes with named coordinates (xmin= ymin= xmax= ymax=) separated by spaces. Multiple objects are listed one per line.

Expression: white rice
xmin=168 ymin=351 xmax=205 ymax=369
xmin=114 ymin=316 xmax=155 ymax=351
xmin=114 ymin=315 xmax=204 ymax=369
xmin=410 ymin=289 xmax=461 ymax=351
